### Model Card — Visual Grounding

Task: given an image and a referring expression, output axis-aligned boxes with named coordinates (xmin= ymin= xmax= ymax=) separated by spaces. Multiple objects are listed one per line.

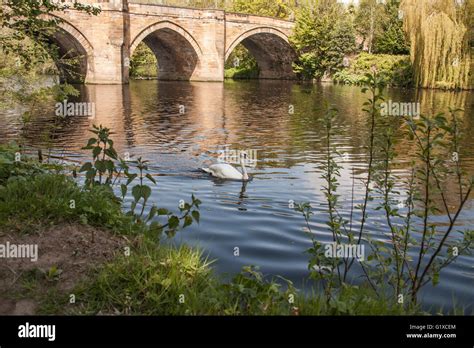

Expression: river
xmin=1 ymin=79 xmax=472 ymax=312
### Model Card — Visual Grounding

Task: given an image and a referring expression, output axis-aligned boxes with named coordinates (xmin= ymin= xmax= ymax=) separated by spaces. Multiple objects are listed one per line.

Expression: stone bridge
xmin=49 ymin=0 xmax=296 ymax=84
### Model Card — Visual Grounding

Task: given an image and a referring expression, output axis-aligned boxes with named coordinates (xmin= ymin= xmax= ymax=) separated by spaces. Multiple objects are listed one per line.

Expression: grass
xmin=38 ymin=237 xmax=425 ymax=316
xmin=62 ymin=240 xmax=225 ymax=315
xmin=0 ymin=172 xmax=141 ymax=234
xmin=0 ymin=147 xmax=151 ymax=236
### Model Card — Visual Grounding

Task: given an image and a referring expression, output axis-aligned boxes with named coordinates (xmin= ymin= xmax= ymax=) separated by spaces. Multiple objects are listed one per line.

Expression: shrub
xmin=0 ymin=144 xmax=47 ymax=185
xmin=333 ymin=53 xmax=413 ymax=87
xmin=224 ymin=66 xmax=259 ymax=79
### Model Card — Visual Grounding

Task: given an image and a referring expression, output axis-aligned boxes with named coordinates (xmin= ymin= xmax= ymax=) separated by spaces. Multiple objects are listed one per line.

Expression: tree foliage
xmin=0 ymin=0 xmax=100 ymax=72
xmin=400 ymin=0 xmax=471 ymax=90
xmin=130 ymin=42 xmax=157 ymax=78
xmin=290 ymin=2 xmax=356 ymax=80
xmin=372 ymin=0 xmax=409 ymax=55
xmin=229 ymin=0 xmax=297 ymax=19
xmin=354 ymin=0 xmax=409 ymax=55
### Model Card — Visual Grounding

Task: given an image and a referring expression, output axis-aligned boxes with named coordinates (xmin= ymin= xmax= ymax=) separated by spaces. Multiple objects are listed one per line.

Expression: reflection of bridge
xmin=51 ymin=0 xmax=296 ymax=84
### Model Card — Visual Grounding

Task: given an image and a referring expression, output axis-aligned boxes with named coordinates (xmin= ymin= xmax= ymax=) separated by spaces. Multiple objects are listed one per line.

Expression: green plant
xmin=223 ymin=265 xmax=296 ymax=315
xmin=296 ymin=71 xmax=473 ymax=308
xmin=0 ymin=143 xmax=50 ymax=185
xmin=403 ymin=111 xmax=473 ymax=302
xmin=44 ymin=266 xmax=62 ymax=282
xmin=224 ymin=65 xmax=260 ymax=79
xmin=80 ymin=125 xmax=121 ymax=187
xmin=79 ymin=124 xmax=201 ymax=239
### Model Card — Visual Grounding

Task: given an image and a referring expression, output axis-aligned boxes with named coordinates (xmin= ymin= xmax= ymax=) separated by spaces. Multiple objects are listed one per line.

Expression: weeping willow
xmin=400 ymin=0 xmax=472 ymax=90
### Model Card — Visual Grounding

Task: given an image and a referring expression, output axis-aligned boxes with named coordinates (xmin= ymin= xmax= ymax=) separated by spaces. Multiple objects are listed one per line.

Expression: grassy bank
xmin=50 ymin=240 xmax=419 ymax=316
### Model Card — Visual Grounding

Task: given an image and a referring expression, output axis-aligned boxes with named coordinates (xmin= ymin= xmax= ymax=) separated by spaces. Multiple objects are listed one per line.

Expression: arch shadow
xmin=131 ymin=21 xmax=202 ymax=81
xmin=42 ymin=15 xmax=94 ymax=83
xmin=226 ymin=27 xmax=296 ymax=79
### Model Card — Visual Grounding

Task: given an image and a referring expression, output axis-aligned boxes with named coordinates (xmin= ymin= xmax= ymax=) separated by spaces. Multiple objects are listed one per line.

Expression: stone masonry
xmin=50 ymin=0 xmax=296 ymax=84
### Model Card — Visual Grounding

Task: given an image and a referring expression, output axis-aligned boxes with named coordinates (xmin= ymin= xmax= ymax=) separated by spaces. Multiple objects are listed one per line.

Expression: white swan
xmin=202 ymin=152 xmax=250 ymax=181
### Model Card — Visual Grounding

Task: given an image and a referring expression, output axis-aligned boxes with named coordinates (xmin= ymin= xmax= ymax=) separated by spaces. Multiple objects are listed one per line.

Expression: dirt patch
xmin=0 ymin=223 xmax=127 ymax=314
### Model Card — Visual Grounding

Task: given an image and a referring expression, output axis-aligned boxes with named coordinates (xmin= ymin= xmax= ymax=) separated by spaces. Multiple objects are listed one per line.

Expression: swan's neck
xmin=240 ymin=160 xmax=249 ymax=180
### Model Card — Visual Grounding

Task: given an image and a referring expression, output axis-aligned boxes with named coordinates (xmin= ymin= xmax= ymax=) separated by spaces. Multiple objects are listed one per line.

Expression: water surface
xmin=1 ymin=80 xmax=472 ymax=312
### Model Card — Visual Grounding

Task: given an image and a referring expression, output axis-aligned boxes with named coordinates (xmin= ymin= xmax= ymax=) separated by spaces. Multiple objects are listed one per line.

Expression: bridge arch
xmin=225 ymin=27 xmax=296 ymax=79
xmin=43 ymin=15 xmax=94 ymax=83
xmin=130 ymin=21 xmax=203 ymax=80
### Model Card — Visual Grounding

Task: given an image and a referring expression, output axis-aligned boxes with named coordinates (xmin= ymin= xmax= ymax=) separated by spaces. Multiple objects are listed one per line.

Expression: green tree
xmin=229 ymin=0 xmax=297 ymax=19
xmin=372 ymin=0 xmax=409 ymax=55
xmin=291 ymin=2 xmax=356 ymax=79
xmin=400 ymin=0 xmax=471 ymax=89
xmin=354 ymin=0 xmax=386 ymax=53
xmin=130 ymin=42 xmax=157 ymax=78
xmin=0 ymin=0 xmax=99 ymax=75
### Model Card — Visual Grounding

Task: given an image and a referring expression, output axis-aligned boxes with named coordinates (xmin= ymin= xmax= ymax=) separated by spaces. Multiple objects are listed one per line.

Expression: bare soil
xmin=0 ymin=223 xmax=126 ymax=315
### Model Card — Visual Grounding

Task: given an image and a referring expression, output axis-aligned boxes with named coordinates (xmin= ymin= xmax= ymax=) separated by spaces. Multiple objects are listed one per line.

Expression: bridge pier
xmin=63 ymin=2 xmax=128 ymax=84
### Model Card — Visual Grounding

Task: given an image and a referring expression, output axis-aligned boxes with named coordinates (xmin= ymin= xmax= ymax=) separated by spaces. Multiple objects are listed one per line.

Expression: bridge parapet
xmin=53 ymin=0 xmax=124 ymax=10
xmin=128 ymin=2 xmax=225 ymax=20
xmin=225 ymin=12 xmax=294 ymax=27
